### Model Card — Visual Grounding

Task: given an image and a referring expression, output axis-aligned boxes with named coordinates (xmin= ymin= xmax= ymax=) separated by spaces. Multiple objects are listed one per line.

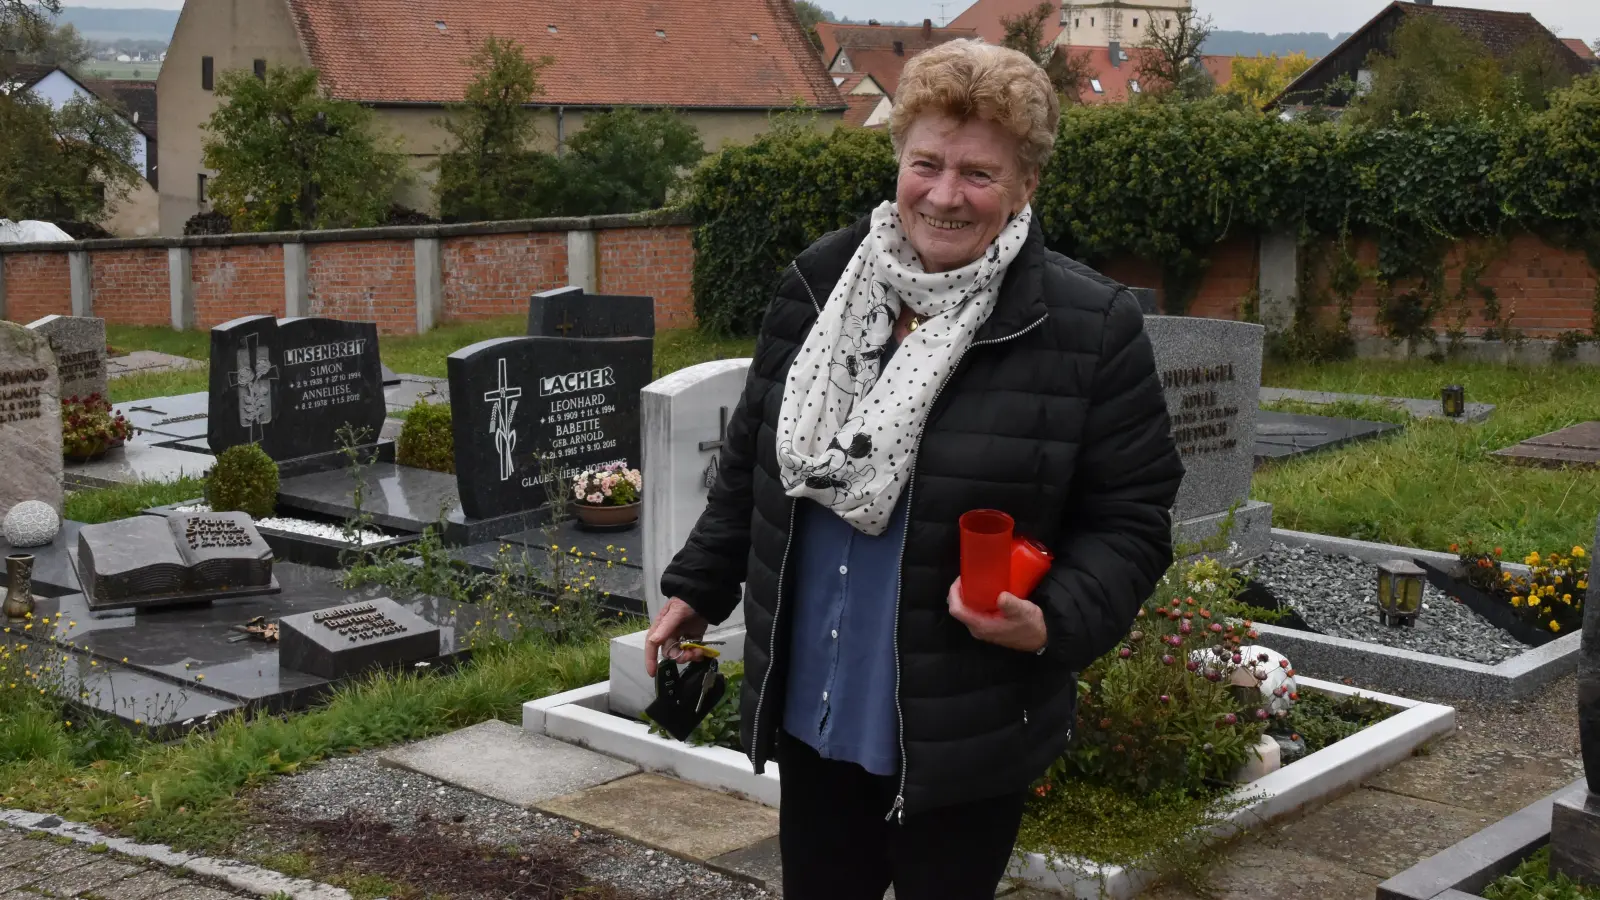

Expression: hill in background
xmin=1203 ymin=30 xmax=1350 ymax=57
xmin=56 ymin=6 xmax=178 ymax=42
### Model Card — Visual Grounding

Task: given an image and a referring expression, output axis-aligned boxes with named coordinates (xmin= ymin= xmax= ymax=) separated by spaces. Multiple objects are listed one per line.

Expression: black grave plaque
xmin=446 ymin=336 xmax=652 ymax=520
xmin=76 ymin=512 xmax=276 ymax=611
xmin=527 ymin=287 xmax=656 ymax=338
xmin=207 ymin=316 xmax=386 ymax=459
xmin=278 ymin=597 xmax=441 ymax=679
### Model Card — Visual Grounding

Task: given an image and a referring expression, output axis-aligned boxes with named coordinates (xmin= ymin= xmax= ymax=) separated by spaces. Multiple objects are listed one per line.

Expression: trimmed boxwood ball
xmin=205 ymin=443 xmax=280 ymax=520
xmin=397 ymin=400 xmax=454 ymax=474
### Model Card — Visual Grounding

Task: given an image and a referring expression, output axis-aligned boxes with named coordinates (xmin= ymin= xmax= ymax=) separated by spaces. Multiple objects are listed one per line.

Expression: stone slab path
xmin=0 ymin=828 xmax=249 ymax=900
xmin=378 ymin=719 xmax=639 ymax=808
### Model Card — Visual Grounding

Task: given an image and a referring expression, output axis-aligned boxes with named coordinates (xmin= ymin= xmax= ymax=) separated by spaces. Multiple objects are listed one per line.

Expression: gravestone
xmin=1252 ymin=411 xmax=1401 ymax=466
xmin=26 ymin=315 xmax=107 ymax=401
xmin=1143 ymin=316 xmax=1271 ymax=560
xmin=0 ymin=321 xmax=63 ymax=517
xmin=446 ymin=336 xmax=652 ymax=520
xmin=1552 ymin=512 xmax=1600 ymax=884
xmin=528 ymin=286 xmax=656 ymax=339
xmin=74 ymin=511 xmax=276 ymax=611
xmin=1492 ymin=422 xmax=1600 ymax=469
xmin=279 ymin=597 xmax=441 ymax=679
xmin=640 ymin=358 xmax=752 ymax=625
xmin=208 ymin=316 xmax=386 ymax=460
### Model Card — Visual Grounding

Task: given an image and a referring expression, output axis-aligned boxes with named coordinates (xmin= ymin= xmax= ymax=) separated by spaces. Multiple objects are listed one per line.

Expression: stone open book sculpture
xmin=74 ymin=512 xmax=278 ymax=610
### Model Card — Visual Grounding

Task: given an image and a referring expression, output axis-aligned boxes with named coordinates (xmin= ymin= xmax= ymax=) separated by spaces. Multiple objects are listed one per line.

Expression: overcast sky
xmin=58 ymin=0 xmax=1600 ymax=42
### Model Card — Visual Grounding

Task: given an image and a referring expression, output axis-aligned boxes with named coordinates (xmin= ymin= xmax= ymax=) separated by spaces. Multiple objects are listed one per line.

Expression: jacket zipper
xmin=747 ymin=261 xmax=822 ymax=771
xmin=883 ymin=311 xmax=1049 ymax=824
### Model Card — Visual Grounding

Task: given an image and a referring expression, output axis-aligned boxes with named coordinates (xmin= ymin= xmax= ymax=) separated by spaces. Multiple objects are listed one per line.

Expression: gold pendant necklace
xmin=908 ymin=313 xmax=926 ymax=332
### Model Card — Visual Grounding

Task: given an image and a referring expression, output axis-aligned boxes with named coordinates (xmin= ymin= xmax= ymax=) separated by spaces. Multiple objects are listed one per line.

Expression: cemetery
xmin=0 ymin=281 xmax=1589 ymax=900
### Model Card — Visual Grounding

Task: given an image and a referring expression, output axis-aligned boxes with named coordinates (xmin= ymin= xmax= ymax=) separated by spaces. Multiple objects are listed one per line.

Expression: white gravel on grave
xmin=1248 ymin=541 xmax=1533 ymax=666
xmin=174 ymin=503 xmax=391 ymax=546
xmin=248 ymin=750 xmax=770 ymax=899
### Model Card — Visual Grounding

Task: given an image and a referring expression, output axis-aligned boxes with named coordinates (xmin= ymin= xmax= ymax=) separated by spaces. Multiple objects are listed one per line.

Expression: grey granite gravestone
xmin=279 ymin=597 xmax=441 ymax=679
xmin=1143 ymin=316 xmax=1271 ymax=560
xmin=26 ymin=315 xmax=107 ymax=402
xmin=1551 ymin=514 xmax=1600 ymax=884
xmin=0 ymin=321 xmax=63 ymax=518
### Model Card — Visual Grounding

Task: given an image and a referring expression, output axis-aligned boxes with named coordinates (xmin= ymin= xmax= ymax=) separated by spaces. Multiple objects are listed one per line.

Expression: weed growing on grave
xmin=1282 ymin=691 xmax=1392 ymax=759
xmin=64 ymin=477 xmax=207 ymax=524
xmin=1453 ymin=539 xmax=1587 ymax=635
xmin=1484 ymin=847 xmax=1600 ymax=900
xmin=334 ymin=423 xmax=380 ymax=567
xmin=394 ymin=400 xmax=454 ymax=473
xmin=205 ymin=443 xmax=280 ymax=519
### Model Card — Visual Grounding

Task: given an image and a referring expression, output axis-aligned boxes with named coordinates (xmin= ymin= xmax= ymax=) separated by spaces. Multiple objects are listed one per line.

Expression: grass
xmin=0 ymin=628 xmax=619 ymax=852
xmin=1255 ymin=359 xmax=1600 ymax=560
xmin=81 ymin=61 xmax=161 ymax=80
xmin=105 ymin=321 xmax=755 ymax=400
xmin=1484 ymin=846 xmax=1600 ymax=899
xmin=1259 ymin=396 xmax=1412 ymax=426
xmin=62 ymin=478 xmax=205 ymax=523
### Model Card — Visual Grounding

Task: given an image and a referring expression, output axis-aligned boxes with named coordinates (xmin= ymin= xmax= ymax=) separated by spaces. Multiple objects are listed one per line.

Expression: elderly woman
xmin=646 ymin=40 xmax=1183 ymax=897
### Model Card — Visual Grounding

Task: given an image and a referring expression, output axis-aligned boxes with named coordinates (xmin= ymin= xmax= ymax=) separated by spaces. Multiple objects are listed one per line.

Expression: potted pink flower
xmin=571 ymin=462 xmax=643 ymax=530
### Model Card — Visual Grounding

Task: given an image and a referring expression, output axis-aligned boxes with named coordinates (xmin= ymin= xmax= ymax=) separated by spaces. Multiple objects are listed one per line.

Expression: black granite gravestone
xmin=279 ymin=597 xmax=441 ymax=679
xmin=207 ymin=316 xmax=386 ymax=460
xmin=1551 ymin=513 xmax=1600 ymax=884
xmin=75 ymin=512 xmax=276 ymax=611
xmin=527 ymin=286 xmax=656 ymax=338
xmin=446 ymin=336 xmax=652 ymax=520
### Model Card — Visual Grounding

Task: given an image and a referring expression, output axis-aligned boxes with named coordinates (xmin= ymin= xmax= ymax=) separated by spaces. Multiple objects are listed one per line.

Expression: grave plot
xmin=142 ymin=498 xmax=419 ymax=570
xmin=1253 ymin=410 xmax=1403 ymax=466
xmin=1259 ymin=386 xmax=1495 ymax=423
xmin=1493 ymin=421 xmax=1600 ymax=469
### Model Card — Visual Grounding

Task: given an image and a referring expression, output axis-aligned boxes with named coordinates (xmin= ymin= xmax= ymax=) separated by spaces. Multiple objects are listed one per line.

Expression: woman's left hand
xmin=947 ymin=578 xmax=1047 ymax=653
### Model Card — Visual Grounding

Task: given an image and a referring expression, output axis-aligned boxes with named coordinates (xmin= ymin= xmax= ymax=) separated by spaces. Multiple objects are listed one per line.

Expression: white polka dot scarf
xmin=776 ymin=200 xmax=1033 ymax=536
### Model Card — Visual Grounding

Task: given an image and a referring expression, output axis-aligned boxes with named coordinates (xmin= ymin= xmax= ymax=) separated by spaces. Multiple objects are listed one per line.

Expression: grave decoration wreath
xmin=1453 ymin=540 xmax=1586 ymax=635
xmin=570 ymin=462 xmax=642 ymax=529
xmin=61 ymin=394 xmax=133 ymax=463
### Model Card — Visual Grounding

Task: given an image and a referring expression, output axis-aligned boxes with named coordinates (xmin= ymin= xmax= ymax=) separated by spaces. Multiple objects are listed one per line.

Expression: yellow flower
xmin=1526 ymin=552 xmax=1541 ymax=565
xmin=1574 ymin=546 xmax=1586 ymax=558
xmin=1580 ymin=581 xmax=1589 ymax=591
xmin=1564 ymin=594 xmax=1574 ymax=603
xmin=1551 ymin=620 xmax=1562 ymax=632
xmin=195 ymin=674 xmax=204 ymax=681
xmin=1530 ymin=596 xmax=1541 ymax=607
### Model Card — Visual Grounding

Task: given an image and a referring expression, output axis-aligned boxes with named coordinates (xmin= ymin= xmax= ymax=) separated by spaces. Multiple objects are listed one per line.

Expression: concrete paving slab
xmin=1142 ymin=841 xmax=1378 ymax=900
xmin=0 ymin=839 xmax=70 ymax=868
xmin=32 ymin=858 xmax=141 ymax=897
xmin=92 ymin=871 xmax=193 ymax=900
xmin=150 ymin=885 xmax=242 ymax=900
xmin=1366 ymin=737 xmax=1583 ymax=818
xmin=707 ymin=835 xmax=781 ymax=891
xmin=1273 ymin=788 xmax=1494 ymax=880
xmin=379 ymin=719 xmax=638 ymax=808
xmin=0 ymin=867 xmax=48 ymax=893
xmin=538 ymin=773 xmax=779 ymax=862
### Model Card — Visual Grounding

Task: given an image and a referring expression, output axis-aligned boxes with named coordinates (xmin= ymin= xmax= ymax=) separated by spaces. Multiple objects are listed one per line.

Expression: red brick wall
xmin=1095 ymin=234 xmax=1259 ymax=319
xmin=193 ymin=245 xmax=286 ymax=328
xmin=306 ymin=240 xmax=416 ymax=334
xmin=2 ymin=253 xmax=71 ymax=323
xmin=90 ymin=248 xmax=169 ymax=327
xmin=441 ymin=232 xmax=567 ymax=320
xmin=597 ymin=225 xmax=695 ymax=329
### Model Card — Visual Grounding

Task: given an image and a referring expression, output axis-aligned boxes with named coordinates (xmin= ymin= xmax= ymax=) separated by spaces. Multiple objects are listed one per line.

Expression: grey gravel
xmin=1249 ymin=542 xmax=1532 ymax=665
xmin=245 ymin=751 xmax=769 ymax=899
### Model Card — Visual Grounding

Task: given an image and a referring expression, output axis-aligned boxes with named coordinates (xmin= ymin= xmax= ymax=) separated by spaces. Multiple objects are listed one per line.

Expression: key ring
xmin=663 ymin=638 xmax=725 ymax=661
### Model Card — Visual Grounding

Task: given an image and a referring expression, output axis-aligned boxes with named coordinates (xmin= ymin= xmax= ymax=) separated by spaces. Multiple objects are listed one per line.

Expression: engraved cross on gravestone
xmin=229 ymin=332 xmax=277 ymax=444
xmin=483 ymin=357 xmax=523 ymax=483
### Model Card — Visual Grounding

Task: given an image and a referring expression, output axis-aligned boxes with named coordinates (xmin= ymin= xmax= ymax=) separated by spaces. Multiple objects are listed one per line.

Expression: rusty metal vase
xmin=2 ymin=553 xmax=35 ymax=620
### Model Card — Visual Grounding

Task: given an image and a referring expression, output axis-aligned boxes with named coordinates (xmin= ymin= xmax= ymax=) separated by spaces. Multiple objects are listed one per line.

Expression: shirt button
xmin=831 ymin=629 xmax=839 ymax=639
xmin=822 ymin=690 xmax=829 ymax=701
xmin=839 ymin=565 xmax=848 ymax=575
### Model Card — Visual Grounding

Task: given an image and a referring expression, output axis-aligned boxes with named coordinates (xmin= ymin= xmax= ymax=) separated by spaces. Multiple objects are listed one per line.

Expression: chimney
xmin=893 ymin=40 xmax=904 ymax=55
xmin=923 ymin=18 xmax=932 ymax=39
xmin=1109 ymin=40 xmax=1121 ymax=68
xmin=1414 ymin=0 xmax=1433 ymax=4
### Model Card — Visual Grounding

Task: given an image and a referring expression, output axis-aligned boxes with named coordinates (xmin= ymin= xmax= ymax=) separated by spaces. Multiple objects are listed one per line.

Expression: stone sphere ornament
xmin=2 ymin=501 xmax=60 ymax=548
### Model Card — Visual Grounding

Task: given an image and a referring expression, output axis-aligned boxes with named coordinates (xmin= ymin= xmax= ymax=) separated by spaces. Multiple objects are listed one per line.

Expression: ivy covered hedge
xmin=686 ymin=78 xmax=1600 ymax=338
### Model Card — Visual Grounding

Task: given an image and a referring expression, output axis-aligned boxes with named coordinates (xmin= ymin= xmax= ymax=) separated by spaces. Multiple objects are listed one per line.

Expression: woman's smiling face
xmin=895 ymin=111 xmax=1038 ymax=273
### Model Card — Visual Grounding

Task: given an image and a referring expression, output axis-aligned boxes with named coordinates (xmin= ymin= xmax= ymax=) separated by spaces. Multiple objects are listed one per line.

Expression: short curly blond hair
xmin=890 ymin=40 xmax=1061 ymax=175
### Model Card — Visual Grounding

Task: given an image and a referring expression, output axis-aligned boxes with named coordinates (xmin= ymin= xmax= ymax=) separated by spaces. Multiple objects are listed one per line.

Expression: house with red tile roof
xmin=815 ymin=19 xmax=980 ymax=97
xmin=1562 ymin=38 xmax=1598 ymax=63
xmin=1272 ymin=1 xmax=1593 ymax=110
xmin=831 ymin=72 xmax=893 ymax=128
xmin=156 ymin=0 xmax=845 ymax=235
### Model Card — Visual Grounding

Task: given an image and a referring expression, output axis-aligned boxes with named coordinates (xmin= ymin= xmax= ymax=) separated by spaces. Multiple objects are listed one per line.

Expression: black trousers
xmin=777 ymin=730 xmax=1026 ymax=899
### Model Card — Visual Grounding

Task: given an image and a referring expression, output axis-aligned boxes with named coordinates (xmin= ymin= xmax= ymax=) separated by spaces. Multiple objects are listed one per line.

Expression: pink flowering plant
xmin=572 ymin=462 xmax=642 ymax=507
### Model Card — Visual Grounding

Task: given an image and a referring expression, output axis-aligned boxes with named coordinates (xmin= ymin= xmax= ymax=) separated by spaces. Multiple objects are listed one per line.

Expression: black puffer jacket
xmin=661 ymin=215 xmax=1184 ymax=816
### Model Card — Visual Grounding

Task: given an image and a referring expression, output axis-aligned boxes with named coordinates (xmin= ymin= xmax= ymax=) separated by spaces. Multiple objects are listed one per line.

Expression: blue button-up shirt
xmin=782 ymin=492 xmax=909 ymax=776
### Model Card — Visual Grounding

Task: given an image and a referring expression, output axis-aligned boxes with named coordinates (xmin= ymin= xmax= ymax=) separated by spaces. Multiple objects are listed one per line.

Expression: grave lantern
xmin=1441 ymin=385 xmax=1465 ymax=418
xmin=1376 ymin=560 xmax=1425 ymax=627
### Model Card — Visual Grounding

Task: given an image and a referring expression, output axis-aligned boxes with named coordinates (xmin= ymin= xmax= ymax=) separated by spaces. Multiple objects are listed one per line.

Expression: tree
xmin=0 ymin=92 xmax=138 ymax=222
xmin=2 ymin=21 xmax=91 ymax=73
xmin=1044 ymin=47 xmax=1096 ymax=105
xmin=558 ymin=108 xmax=705 ymax=215
xmin=793 ymin=1 xmax=830 ymax=54
xmin=0 ymin=0 xmax=58 ymax=74
xmin=434 ymin=36 xmax=556 ymax=223
xmin=1500 ymin=37 xmax=1576 ymax=114
xmin=202 ymin=66 xmax=405 ymax=231
xmin=1345 ymin=17 xmax=1504 ymax=126
xmin=1137 ymin=9 xmax=1215 ymax=101
xmin=1000 ymin=0 xmax=1052 ymax=63
xmin=1223 ymin=52 xmax=1314 ymax=110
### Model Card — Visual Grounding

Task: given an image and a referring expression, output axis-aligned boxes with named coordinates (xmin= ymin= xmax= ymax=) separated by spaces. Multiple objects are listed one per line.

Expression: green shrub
xmin=204 ymin=443 xmax=280 ymax=519
xmin=396 ymin=401 xmax=454 ymax=474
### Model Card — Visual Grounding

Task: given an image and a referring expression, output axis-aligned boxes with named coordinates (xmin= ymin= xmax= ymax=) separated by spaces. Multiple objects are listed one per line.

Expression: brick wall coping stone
xmin=0 ymin=209 xmax=693 ymax=255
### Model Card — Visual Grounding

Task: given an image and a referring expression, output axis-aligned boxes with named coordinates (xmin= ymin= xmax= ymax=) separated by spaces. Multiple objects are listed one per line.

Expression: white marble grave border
xmin=1259 ymin=528 xmax=1573 ymax=701
xmin=522 ymin=678 xmax=1452 ymax=898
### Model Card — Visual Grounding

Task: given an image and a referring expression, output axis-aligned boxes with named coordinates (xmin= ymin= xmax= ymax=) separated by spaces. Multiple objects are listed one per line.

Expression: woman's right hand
xmin=644 ymin=597 xmax=711 ymax=677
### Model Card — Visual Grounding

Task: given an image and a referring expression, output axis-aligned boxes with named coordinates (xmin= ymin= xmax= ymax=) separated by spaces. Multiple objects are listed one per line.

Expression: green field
xmin=82 ymin=61 xmax=161 ymax=81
